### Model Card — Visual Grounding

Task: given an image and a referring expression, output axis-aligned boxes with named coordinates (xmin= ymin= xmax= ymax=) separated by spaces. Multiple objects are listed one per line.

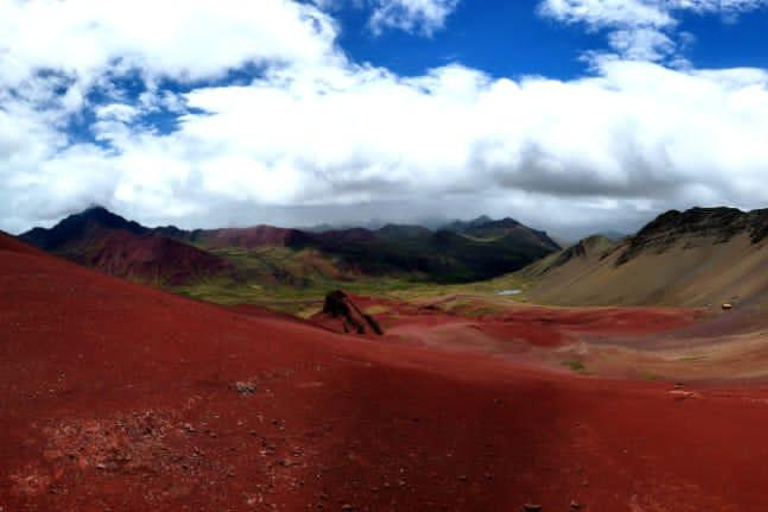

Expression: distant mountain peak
xmin=20 ymin=206 xmax=148 ymax=250
xmin=471 ymin=215 xmax=493 ymax=224
xmin=487 ymin=217 xmax=521 ymax=228
xmin=443 ymin=214 xmax=517 ymax=232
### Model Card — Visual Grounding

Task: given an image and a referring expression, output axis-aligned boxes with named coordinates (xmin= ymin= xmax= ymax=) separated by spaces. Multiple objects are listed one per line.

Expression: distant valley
xmin=19 ymin=206 xmax=560 ymax=311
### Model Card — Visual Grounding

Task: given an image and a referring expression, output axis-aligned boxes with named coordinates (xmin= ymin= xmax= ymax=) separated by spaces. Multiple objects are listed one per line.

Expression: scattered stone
xmin=458 ymin=475 xmax=468 ymax=482
xmin=668 ymin=390 xmax=701 ymax=401
xmin=233 ymin=381 xmax=257 ymax=396
xmin=570 ymin=501 xmax=581 ymax=510
xmin=523 ymin=504 xmax=542 ymax=512
xmin=341 ymin=505 xmax=354 ymax=511
xmin=43 ymin=449 xmax=63 ymax=460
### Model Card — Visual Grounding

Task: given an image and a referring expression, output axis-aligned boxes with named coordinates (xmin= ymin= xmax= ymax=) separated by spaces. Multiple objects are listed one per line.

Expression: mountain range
xmin=21 ymin=205 xmax=768 ymax=309
xmin=19 ymin=207 xmax=560 ymax=286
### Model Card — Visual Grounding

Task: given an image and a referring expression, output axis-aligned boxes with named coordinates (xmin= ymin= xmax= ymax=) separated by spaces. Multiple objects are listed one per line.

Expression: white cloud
xmin=369 ymin=0 xmax=460 ymax=35
xmin=8 ymin=56 xmax=768 ymax=234
xmin=540 ymin=0 xmax=673 ymax=29
xmin=607 ymin=27 xmax=677 ymax=61
xmin=539 ymin=0 xmax=768 ymax=62
xmin=3 ymin=0 xmax=768 ymax=238
xmin=315 ymin=0 xmax=460 ymax=35
xmin=0 ymin=0 xmax=338 ymax=90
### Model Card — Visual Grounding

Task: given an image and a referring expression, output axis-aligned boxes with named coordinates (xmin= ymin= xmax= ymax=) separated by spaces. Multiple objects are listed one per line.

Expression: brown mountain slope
xmin=518 ymin=234 xmax=617 ymax=279
xmin=19 ymin=207 xmax=233 ymax=285
xmin=78 ymin=229 xmax=234 ymax=286
xmin=189 ymin=225 xmax=312 ymax=249
xmin=519 ymin=207 xmax=768 ymax=307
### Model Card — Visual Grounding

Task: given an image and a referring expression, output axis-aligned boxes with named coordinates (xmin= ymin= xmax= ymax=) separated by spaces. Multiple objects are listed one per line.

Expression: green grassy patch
xmin=168 ymin=243 xmax=544 ymax=317
xmin=363 ymin=305 xmax=391 ymax=316
xmin=562 ymin=359 xmax=587 ymax=373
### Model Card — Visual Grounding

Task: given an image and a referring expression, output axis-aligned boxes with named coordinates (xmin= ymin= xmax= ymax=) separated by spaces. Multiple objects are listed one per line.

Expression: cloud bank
xmin=2 ymin=0 xmax=768 ymax=238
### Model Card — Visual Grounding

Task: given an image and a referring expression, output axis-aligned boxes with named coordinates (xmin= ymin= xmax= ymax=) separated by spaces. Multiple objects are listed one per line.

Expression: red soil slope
xmin=346 ymin=294 xmax=700 ymax=349
xmin=0 ymin=231 xmax=46 ymax=256
xmin=83 ymin=230 xmax=233 ymax=285
xmin=4 ymin=241 xmax=768 ymax=511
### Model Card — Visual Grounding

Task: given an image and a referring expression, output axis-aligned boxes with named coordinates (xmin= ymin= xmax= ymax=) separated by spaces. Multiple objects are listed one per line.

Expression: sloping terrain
xmin=511 ymin=207 xmax=768 ymax=307
xmin=517 ymin=235 xmax=617 ymax=280
xmin=6 ymin=233 xmax=768 ymax=510
xmin=0 ymin=230 xmax=47 ymax=256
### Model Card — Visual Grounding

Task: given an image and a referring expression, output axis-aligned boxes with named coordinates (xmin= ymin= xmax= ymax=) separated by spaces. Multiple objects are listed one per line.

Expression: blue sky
xmin=2 ymin=0 xmax=768 ymax=238
xmin=333 ymin=1 xmax=768 ymax=78
xmin=333 ymin=2 xmax=594 ymax=79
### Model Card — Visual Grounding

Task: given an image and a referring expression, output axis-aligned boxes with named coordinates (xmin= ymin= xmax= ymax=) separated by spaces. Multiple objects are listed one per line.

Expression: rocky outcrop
xmin=617 ymin=207 xmax=768 ymax=265
xmin=313 ymin=290 xmax=384 ymax=336
xmin=551 ymin=235 xmax=616 ymax=268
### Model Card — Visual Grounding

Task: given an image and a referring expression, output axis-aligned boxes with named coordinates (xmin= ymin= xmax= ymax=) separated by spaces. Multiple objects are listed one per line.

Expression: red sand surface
xmin=4 ymin=243 xmax=768 ymax=511
xmin=479 ymin=306 xmax=702 ymax=348
xmin=360 ymin=294 xmax=701 ymax=350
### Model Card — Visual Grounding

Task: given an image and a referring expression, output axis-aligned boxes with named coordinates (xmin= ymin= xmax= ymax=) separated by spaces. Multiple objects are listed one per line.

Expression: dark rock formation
xmin=318 ymin=290 xmax=383 ymax=336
